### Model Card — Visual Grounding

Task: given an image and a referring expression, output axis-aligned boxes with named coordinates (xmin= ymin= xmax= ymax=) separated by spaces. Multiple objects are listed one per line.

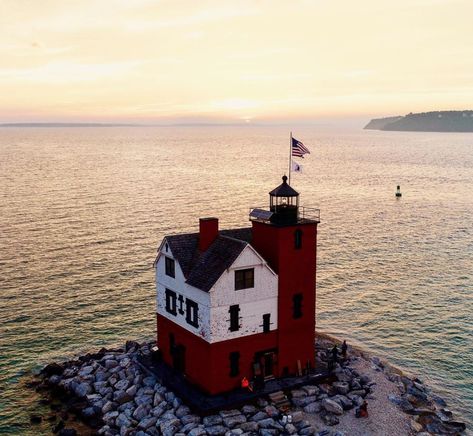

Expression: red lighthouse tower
xmin=251 ymin=175 xmax=318 ymax=376
xmin=155 ymin=176 xmax=319 ymax=395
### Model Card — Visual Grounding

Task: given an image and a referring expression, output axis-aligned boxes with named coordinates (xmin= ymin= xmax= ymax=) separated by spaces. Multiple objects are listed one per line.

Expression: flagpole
xmin=288 ymin=131 xmax=292 ymax=185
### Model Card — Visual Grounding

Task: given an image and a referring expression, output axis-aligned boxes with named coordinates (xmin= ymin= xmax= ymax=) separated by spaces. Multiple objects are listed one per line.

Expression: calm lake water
xmin=0 ymin=125 xmax=472 ymax=434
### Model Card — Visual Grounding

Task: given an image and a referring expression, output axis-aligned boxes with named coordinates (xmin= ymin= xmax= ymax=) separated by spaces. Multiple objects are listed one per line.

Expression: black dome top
xmin=269 ymin=175 xmax=299 ymax=197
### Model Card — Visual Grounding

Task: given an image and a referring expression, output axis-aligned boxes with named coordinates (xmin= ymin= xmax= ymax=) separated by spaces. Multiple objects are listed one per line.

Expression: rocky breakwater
xmin=31 ymin=338 xmax=467 ymax=436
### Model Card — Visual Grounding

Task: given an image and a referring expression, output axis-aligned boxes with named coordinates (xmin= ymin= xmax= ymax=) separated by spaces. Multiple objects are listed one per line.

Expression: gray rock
xmin=219 ymin=409 xmax=241 ymax=419
xmin=263 ymin=406 xmax=279 ymax=418
xmin=205 ymin=425 xmax=227 ymax=436
xmin=249 ymin=411 xmax=268 ymax=422
xmin=291 ymin=389 xmax=307 ymax=398
xmin=299 ymin=426 xmax=317 ymax=435
xmin=115 ymin=379 xmax=130 ymax=391
xmin=290 ymin=411 xmax=303 ymax=423
xmin=165 ymin=391 xmax=176 ymax=402
xmin=115 ymin=412 xmax=131 ymax=428
xmin=239 ymin=421 xmax=259 ymax=432
xmin=138 ymin=416 xmax=157 ymax=429
xmin=257 ymin=418 xmax=275 ymax=429
xmin=79 ymin=365 xmax=95 ymax=376
xmin=114 ymin=390 xmax=133 ymax=405
xmin=181 ymin=422 xmax=199 ymax=433
xmin=223 ymin=414 xmax=246 ymax=428
xmin=203 ymin=415 xmax=223 ymax=426
xmin=151 ymin=406 xmax=165 ymax=418
xmin=332 ymin=395 xmax=353 ymax=410
xmin=176 ymin=406 xmax=191 ymax=418
xmin=102 ymin=401 xmax=115 ymax=414
xmin=103 ymin=410 xmax=119 ymax=424
xmin=105 ymin=360 xmax=119 ymax=369
xmin=187 ymin=427 xmax=207 ymax=436
xmin=303 ymin=402 xmax=322 ymax=414
xmin=74 ymin=382 xmax=92 ymax=398
xmin=347 ymin=393 xmax=363 ymax=407
xmin=258 ymin=430 xmax=278 ymax=436
xmin=302 ymin=385 xmax=319 ymax=396
xmin=241 ymin=405 xmax=257 ymax=415
xmin=135 ymin=394 xmax=153 ymax=406
xmin=143 ymin=376 xmax=157 ymax=387
xmin=95 ymin=371 xmax=110 ymax=382
xmin=333 ymin=382 xmax=350 ymax=395
xmin=125 ymin=384 xmax=137 ymax=397
xmin=321 ymin=398 xmax=343 ymax=415
xmin=285 ymin=423 xmax=297 ymax=434
xmin=133 ymin=404 xmax=149 ymax=421
xmin=49 ymin=375 xmax=62 ymax=385
xmin=180 ymin=415 xmax=201 ymax=426
xmin=120 ymin=357 xmax=131 ymax=368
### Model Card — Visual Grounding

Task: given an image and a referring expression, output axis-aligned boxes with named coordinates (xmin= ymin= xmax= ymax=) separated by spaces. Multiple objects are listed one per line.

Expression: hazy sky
xmin=1 ymin=0 xmax=472 ymax=123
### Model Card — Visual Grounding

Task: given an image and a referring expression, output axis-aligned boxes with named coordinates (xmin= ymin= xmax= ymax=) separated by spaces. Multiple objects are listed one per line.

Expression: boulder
xmin=115 ymin=379 xmax=130 ymax=391
xmin=299 ymin=426 xmax=317 ymax=435
xmin=133 ymin=404 xmax=149 ymax=421
xmin=302 ymin=385 xmax=319 ymax=396
xmin=42 ymin=362 xmax=64 ymax=377
xmin=290 ymin=411 xmax=303 ymax=423
xmin=333 ymin=382 xmax=350 ymax=395
xmin=223 ymin=414 xmax=246 ymax=428
xmin=219 ymin=409 xmax=241 ymax=418
xmin=303 ymin=402 xmax=321 ymax=414
xmin=203 ymin=415 xmax=223 ymax=426
xmin=104 ymin=360 xmax=118 ymax=369
xmin=249 ymin=411 xmax=268 ymax=422
xmin=205 ymin=425 xmax=227 ymax=436
xmin=239 ymin=421 xmax=259 ymax=432
xmin=321 ymin=398 xmax=343 ymax=415
xmin=291 ymin=389 xmax=307 ymax=398
xmin=264 ymin=405 xmax=279 ymax=418
xmin=187 ymin=426 xmax=207 ymax=436
xmin=74 ymin=382 xmax=92 ymax=398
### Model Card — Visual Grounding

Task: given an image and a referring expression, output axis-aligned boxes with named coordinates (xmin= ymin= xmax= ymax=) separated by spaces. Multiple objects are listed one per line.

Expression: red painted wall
xmin=157 ymin=314 xmax=278 ymax=395
xmin=252 ymin=220 xmax=318 ymax=375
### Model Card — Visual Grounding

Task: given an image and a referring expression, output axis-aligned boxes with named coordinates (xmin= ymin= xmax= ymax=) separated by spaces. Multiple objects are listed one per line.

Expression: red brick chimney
xmin=199 ymin=217 xmax=219 ymax=251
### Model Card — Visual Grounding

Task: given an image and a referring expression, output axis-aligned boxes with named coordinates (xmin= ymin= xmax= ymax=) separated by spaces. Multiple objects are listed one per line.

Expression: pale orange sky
xmin=1 ymin=0 xmax=472 ymax=123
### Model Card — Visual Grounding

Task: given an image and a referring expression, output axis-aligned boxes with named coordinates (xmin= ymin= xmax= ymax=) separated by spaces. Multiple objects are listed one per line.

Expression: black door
xmin=172 ymin=344 xmax=186 ymax=373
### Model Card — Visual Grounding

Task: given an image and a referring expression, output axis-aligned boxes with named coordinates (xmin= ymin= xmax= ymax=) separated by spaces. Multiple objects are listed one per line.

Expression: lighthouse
xmin=154 ymin=176 xmax=320 ymax=395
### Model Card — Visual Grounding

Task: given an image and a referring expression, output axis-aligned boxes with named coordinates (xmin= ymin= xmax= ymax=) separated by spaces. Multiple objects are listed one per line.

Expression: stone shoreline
xmin=29 ymin=336 xmax=467 ymax=436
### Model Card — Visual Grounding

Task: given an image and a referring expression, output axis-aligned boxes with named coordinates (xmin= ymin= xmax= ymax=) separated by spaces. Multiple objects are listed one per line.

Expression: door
xmin=172 ymin=344 xmax=186 ymax=373
xmin=262 ymin=352 xmax=275 ymax=379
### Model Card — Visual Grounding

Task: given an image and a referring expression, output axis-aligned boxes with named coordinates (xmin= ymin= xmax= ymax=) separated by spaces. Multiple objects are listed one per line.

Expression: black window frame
xmin=294 ymin=229 xmax=303 ymax=249
xmin=229 ymin=304 xmax=240 ymax=331
xmin=262 ymin=313 xmax=271 ymax=333
xmin=235 ymin=268 xmax=254 ymax=290
xmin=185 ymin=298 xmax=199 ymax=328
xmin=229 ymin=351 xmax=240 ymax=377
xmin=165 ymin=256 xmax=175 ymax=278
xmin=165 ymin=288 xmax=177 ymax=315
xmin=293 ymin=293 xmax=303 ymax=319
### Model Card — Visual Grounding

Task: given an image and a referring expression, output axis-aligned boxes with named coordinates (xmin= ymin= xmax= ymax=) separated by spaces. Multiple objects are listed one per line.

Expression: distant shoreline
xmin=365 ymin=110 xmax=473 ymax=132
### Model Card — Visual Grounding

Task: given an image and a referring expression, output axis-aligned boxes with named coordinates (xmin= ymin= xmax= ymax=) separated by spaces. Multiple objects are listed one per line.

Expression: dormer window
xmin=165 ymin=257 xmax=175 ymax=278
xmin=235 ymin=268 xmax=254 ymax=290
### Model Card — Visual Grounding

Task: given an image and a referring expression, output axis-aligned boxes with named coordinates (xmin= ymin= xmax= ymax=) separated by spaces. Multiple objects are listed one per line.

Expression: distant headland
xmin=364 ymin=111 xmax=473 ymax=132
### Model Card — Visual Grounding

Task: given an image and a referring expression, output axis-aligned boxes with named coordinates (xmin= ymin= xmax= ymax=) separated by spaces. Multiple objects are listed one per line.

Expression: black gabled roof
xmin=164 ymin=228 xmax=253 ymax=293
xmin=269 ymin=175 xmax=299 ymax=197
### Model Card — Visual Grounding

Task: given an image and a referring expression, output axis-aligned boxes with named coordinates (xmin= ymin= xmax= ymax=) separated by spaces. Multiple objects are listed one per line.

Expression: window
xmin=229 ymin=351 xmax=240 ymax=377
xmin=185 ymin=299 xmax=199 ymax=328
xmin=235 ymin=268 xmax=254 ymax=290
xmin=262 ymin=313 xmax=271 ymax=333
xmin=229 ymin=305 xmax=240 ymax=331
xmin=165 ymin=257 xmax=175 ymax=278
xmin=294 ymin=229 xmax=303 ymax=249
xmin=165 ymin=289 xmax=177 ymax=315
xmin=293 ymin=293 xmax=303 ymax=319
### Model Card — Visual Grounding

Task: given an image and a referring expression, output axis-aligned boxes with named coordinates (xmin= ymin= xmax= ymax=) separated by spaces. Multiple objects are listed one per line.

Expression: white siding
xmin=156 ymin=239 xmax=278 ymax=344
xmin=155 ymin=240 xmax=211 ymax=341
xmin=209 ymin=245 xmax=278 ymax=343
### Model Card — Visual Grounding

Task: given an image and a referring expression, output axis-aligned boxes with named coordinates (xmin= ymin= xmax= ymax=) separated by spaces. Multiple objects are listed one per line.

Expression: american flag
xmin=291 ymin=137 xmax=310 ymax=158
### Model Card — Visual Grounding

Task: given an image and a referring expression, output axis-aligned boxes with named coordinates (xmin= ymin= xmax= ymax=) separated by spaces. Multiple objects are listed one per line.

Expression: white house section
xmin=156 ymin=239 xmax=278 ymax=344
xmin=209 ymin=244 xmax=278 ymax=343
xmin=155 ymin=240 xmax=211 ymax=341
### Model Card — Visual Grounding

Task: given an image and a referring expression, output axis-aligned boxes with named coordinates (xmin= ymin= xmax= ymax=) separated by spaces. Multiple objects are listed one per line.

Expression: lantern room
xmin=269 ymin=175 xmax=300 ymax=225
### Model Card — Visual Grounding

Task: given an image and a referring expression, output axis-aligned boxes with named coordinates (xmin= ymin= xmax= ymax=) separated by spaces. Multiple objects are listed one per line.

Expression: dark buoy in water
xmin=395 ymin=185 xmax=402 ymax=197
